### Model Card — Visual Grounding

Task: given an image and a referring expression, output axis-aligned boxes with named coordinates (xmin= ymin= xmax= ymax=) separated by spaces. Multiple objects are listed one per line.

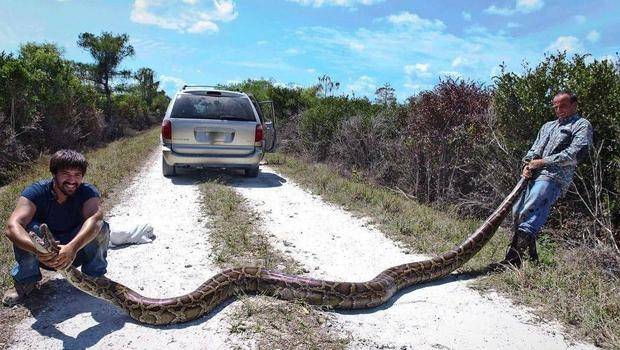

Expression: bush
xmin=403 ymin=79 xmax=491 ymax=204
xmin=298 ymin=96 xmax=377 ymax=160
xmin=0 ymin=39 xmax=169 ymax=186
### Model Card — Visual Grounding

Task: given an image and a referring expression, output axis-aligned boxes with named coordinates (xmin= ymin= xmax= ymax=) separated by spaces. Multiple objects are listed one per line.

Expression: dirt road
xmin=6 ymin=150 xmax=596 ymax=349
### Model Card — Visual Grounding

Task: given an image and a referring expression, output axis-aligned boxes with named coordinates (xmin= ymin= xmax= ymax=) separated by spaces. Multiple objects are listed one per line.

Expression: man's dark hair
xmin=556 ymin=91 xmax=578 ymax=103
xmin=49 ymin=149 xmax=88 ymax=175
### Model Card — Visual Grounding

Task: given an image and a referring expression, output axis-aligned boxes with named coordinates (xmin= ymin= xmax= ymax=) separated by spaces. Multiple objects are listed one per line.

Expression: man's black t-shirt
xmin=21 ymin=179 xmax=100 ymax=243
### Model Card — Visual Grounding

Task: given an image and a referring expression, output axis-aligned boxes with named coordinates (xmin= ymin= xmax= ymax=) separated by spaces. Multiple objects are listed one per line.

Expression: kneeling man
xmin=3 ymin=149 xmax=109 ymax=306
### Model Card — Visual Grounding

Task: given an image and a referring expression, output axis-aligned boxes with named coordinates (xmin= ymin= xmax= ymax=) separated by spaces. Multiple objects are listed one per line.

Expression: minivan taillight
xmin=162 ymin=120 xmax=172 ymax=141
xmin=255 ymin=124 xmax=264 ymax=144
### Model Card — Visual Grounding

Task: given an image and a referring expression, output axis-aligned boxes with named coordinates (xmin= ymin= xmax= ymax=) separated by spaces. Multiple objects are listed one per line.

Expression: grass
xmin=199 ymin=177 xmax=303 ymax=273
xmin=228 ymin=296 xmax=350 ymax=350
xmin=476 ymin=245 xmax=620 ymax=349
xmin=265 ymin=152 xmax=620 ymax=349
xmin=198 ymin=175 xmax=350 ymax=349
xmin=0 ymin=127 xmax=161 ymax=291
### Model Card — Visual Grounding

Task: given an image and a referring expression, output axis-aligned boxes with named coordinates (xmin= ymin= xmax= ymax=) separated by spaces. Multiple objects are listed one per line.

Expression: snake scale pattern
xmin=29 ymin=177 xmax=527 ymax=325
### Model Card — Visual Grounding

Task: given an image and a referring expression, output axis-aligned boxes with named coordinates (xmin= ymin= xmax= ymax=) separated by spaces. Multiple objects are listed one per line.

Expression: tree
xmin=317 ymin=74 xmax=340 ymax=97
xmin=0 ymin=52 xmax=30 ymax=131
xmin=77 ymin=32 xmax=135 ymax=135
xmin=134 ymin=67 xmax=159 ymax=108
xmin=375 ymin=83 xmax=397 ymax=107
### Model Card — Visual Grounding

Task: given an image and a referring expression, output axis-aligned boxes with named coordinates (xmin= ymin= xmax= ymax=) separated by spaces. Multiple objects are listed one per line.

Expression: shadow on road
xmin=333 ymin=271 xmax=483 ymax=316
xmin=168 ymin=167 xmax=287 ymax=189
xmin=22 ymin=277 xmax=127 ymax=350
xmin=22 ymin=275 xmax=234 ymax=349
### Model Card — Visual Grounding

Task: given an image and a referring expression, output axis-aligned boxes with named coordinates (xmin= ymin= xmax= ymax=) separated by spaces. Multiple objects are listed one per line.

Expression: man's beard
xmin=54 ymin=178 xmax=78 ymax=197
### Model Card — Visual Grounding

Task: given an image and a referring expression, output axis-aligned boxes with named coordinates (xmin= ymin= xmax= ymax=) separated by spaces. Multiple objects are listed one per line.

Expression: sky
xmin=0 ymin=0 xmax=618 ymax=100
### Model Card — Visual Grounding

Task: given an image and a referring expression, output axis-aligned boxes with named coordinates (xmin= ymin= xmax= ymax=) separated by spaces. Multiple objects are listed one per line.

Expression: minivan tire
xmin=162 ymin=155 xmax=176 ymax=177
xmin=244 ymin=166 xmax=259 ymax=177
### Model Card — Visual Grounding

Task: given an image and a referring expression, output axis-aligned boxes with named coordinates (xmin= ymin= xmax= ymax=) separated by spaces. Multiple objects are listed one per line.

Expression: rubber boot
xmin=490 ymin=230 xmax=529 ymax=271
xmin=527 ymin=235 xmax=539 ymax=262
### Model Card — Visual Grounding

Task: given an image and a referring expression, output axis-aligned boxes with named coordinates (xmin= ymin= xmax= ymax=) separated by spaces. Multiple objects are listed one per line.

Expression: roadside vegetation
xmin=198 ymin=175 xmax=350 ymax=349
xmin=0 ymin=32 xmax=170 ymax=186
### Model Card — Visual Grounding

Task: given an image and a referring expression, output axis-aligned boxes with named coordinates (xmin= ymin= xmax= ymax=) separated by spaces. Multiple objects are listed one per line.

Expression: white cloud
xmin=287 ymin=0 xmax=384 ymax=7
xmin=506 ymin=22 xmax=521 ymax=28
xmin=306 ymin=68 xmax=317 ymax=74
xmin=586 ymin=30 xmax=600 ymax=43
xmin=346 ymin=75 xmax=377 ymax=96
xmin=546 ymin=36 xmax=583 ymax=53
xmin=516 ymin=0 xmax=544 ymax=12
xmin=386 ymin=11 xmax=445 ymax=31
xmin=257 ymin=40 xmax=269 ymax=45
xmin=439 ymin=70 xmax=463 ymax=79
xmin=404 ymin=63 xmax=430 ymax=76
xmin=462 ymin=11 xmax=472 ymax=21
xmin=294 ymin=11 xmax=542 ymax=95
xmin=286 ymin=48 xmax=300 ymax=55
xmin=348 ymin=41 xmax=365 ymax=52
xmin=159 ymin=74 xmax=186 ymax=91
xmin=403 ymin=75 xmax=433 ymax=93
xmin=451 ymin=56 xmax=475 ymax=68
xmin=130 ymin=0 xmax=237 ymax=33
xmin=484 ymin=5 xmax=514 ymax=16
xmin=485 ymin=0 xmax=544 ymax=16
xmin=574 ymin=15 xmax=586 ymax=24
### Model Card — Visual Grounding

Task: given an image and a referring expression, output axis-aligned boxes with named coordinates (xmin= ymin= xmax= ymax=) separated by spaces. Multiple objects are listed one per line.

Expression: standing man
xmin=2 ymin=149 xmax=110 ymax=306
xmin=499 ymin=91 xmax=593 ymax=267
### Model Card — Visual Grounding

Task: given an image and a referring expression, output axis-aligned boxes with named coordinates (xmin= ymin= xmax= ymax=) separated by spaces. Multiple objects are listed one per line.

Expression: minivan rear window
xmin=170 ymin=93 xmax=256 ymax=121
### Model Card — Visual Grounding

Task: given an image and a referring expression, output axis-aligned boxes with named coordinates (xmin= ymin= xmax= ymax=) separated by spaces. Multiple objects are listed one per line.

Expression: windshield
xmin=170 ymin=93 xmax=256 ymax=121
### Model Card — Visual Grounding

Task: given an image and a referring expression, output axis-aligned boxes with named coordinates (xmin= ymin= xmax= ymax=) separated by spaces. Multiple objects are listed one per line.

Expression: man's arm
xmin=4 ymin=197 xmax=57 ymax=266
xmin=52 ymin=197 xmax=104 ymax=270
xmin=523 ymin=123 xmax=549 ymax=163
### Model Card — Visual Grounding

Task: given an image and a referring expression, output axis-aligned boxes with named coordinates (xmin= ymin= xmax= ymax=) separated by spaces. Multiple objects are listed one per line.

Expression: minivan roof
xmin=178 ymin=88 xmax=246 ymax=98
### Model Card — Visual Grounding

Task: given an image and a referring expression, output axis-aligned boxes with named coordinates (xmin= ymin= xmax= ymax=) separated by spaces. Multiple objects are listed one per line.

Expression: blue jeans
xmin=10 ymin=221 xmax=110 ymax=284
xmin=512 ymin=180 xmax=562 ymax=238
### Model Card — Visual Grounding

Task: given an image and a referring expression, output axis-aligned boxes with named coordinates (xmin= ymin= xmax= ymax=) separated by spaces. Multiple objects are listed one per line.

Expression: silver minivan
xmin=161 ymin=86 xmax=276 ymax=177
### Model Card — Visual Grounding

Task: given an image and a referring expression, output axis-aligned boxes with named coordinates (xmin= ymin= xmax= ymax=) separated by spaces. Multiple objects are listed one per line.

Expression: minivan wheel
xmin=244 ymin=166 xmax=259 ymax=177
xmin=162 ymin=155 xmax=176 ymax=177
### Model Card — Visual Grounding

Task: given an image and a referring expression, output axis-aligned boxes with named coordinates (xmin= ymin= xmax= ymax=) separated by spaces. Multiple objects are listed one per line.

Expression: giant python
xmin=29 ymin=177 xmax=527 ymax=325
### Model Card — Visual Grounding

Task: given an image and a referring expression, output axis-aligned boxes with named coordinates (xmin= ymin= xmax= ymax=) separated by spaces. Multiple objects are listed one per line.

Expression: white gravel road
xmin=7 ymin=150 xmax=596 ymax=349
xmin=231 ymin=166 xmax=595 ymax=350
